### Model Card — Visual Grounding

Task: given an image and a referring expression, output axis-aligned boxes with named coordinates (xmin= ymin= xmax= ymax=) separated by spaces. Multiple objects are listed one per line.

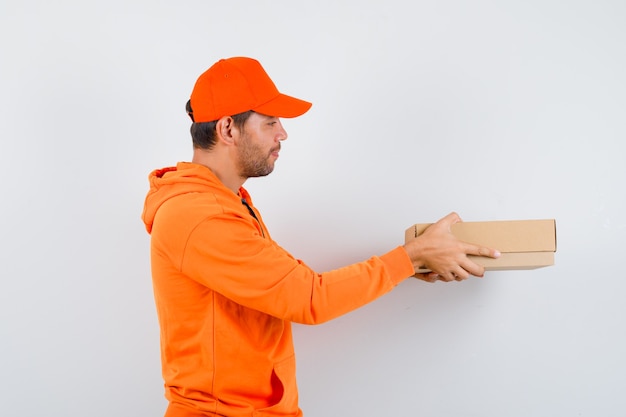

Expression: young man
xmin=141 ymin=56 xmax=499 ymax=417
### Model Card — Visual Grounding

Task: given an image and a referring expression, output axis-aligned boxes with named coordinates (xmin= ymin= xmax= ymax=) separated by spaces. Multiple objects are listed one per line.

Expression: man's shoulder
xmin=159 ymin=189 xmax=242 ymax=218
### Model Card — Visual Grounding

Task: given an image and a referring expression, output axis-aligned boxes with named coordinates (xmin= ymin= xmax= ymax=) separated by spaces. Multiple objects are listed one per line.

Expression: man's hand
xmin=403 ymin=212 xmax=500 ymax=282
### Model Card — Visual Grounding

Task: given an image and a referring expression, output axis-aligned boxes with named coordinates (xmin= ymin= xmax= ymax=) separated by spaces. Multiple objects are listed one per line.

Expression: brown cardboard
xmin=404 ymin=219 xmax=556 ymax=272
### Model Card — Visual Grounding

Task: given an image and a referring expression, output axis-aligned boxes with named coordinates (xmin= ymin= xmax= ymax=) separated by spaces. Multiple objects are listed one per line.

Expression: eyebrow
xmin=260 ymin=114 xmax=279 ymax=122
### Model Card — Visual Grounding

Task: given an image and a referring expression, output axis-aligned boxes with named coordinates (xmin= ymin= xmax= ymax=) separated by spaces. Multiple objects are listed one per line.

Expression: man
xmin=141 ymin=56 xmax=499 ymax=417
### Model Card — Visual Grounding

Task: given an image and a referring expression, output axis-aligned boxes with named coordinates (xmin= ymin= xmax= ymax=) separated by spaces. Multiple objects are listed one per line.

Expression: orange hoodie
xmin=141 ymin=162 xmax=414 ymax=417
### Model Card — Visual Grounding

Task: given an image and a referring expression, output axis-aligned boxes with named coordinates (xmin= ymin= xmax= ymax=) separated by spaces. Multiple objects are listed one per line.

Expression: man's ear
xmin=216 ymin=116 xmax=237 ymax=144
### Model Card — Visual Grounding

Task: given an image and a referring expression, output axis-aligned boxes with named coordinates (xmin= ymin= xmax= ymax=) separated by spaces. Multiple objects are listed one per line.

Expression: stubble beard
xmin=237 ymin=133 xmax=278 ymax=178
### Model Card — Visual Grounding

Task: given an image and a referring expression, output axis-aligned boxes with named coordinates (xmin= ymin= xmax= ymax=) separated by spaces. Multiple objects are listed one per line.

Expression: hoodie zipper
xmin=241 ymin=198 xmax=265 ymax=238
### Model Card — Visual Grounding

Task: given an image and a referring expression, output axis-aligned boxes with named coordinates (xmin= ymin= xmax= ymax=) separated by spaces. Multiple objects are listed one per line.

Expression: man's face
xmin=236 ymin=112 xmax=288 ymax=178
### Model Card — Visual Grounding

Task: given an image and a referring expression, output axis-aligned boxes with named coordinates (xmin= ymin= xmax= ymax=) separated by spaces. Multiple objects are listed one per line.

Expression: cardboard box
xmin=404 ymin=219 xmax=557 ymax=272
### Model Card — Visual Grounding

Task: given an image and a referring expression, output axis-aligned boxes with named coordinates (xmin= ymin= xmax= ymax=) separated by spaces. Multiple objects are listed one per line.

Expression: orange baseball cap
xmin=188 ymin=57 xmax=312 ymax=123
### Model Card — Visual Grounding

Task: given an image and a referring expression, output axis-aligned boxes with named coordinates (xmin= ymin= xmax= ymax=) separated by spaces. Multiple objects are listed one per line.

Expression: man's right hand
xmin=403 ymin=212 xmax=500 ymax=282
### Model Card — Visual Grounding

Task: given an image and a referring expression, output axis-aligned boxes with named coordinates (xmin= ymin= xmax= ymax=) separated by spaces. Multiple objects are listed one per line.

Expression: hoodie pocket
xmin=253 ymin=355 xmax=301 ymax=417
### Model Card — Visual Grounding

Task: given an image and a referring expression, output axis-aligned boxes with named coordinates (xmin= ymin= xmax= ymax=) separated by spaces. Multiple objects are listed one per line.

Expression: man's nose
xmin=277 ymin=120 xmax=288 ymax=141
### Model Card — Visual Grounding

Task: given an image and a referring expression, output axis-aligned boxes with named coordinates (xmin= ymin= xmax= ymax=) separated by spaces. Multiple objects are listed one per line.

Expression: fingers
xmin=440 ymin=265 xmax=471 ymax=282
xmin=454 ymin=243 xmax=501 ymax=278
xmin=414 ymin=272 xmax=440 ymax=283
xmin=466 ymin=244 xmax=501 ymax=259
xmin=435 ymin=212 xmax=462 ymax=231
xmin=458 ymin=258 xmax=485 ymax=278
xmin=414 ymin=270 xmax=469 ymax=283
xmin=418 ymin=247 xmax=493 ymax=282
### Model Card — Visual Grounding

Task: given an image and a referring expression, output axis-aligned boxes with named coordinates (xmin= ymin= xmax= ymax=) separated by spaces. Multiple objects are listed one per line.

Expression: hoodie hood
xmin=141 ymin=162 xmax=248 ymax=233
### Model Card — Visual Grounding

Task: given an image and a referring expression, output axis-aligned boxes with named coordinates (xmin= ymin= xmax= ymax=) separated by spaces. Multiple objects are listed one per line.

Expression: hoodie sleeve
xmin=176 ymin=213 xmax=414 ymax=325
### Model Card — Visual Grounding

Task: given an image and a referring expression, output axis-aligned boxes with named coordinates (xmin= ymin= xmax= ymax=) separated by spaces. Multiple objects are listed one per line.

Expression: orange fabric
xmin=141 ymin=162 xmax=414 ymax=416
xmin=190 ymin=57 xmax=312 ymax=123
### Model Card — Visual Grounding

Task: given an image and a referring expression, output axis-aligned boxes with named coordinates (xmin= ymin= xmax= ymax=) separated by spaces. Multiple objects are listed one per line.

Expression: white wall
xmin=1 ymin=1 xmax=625 ymax=416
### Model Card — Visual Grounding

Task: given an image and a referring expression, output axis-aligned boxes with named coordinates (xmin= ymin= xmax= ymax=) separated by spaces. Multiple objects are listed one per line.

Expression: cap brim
xmin=253 ymin=93 xmax=312 ymax=119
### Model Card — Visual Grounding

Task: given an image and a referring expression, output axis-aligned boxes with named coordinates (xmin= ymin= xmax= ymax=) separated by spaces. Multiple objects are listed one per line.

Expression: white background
xmin=1 ymin=1 xmax=625 ymax=416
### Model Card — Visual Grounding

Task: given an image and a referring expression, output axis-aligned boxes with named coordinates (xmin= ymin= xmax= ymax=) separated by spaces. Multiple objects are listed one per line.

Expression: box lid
xmin=405 ymin=219 xmax=557 ymax=253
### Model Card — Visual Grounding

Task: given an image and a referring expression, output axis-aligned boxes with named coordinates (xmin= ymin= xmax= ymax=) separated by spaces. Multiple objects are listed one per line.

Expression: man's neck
xmin=192 ymin=148 xmax=245 ymax=194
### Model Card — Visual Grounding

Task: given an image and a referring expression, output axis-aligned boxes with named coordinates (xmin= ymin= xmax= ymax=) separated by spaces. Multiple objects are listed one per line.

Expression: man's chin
xmin=247 ymin=166 xmax=275 ymax=178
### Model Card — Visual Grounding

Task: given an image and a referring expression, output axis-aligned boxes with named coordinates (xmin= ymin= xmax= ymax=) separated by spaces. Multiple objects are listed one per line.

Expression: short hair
xmin=186 ymin=100 xmax=253 ymax=150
